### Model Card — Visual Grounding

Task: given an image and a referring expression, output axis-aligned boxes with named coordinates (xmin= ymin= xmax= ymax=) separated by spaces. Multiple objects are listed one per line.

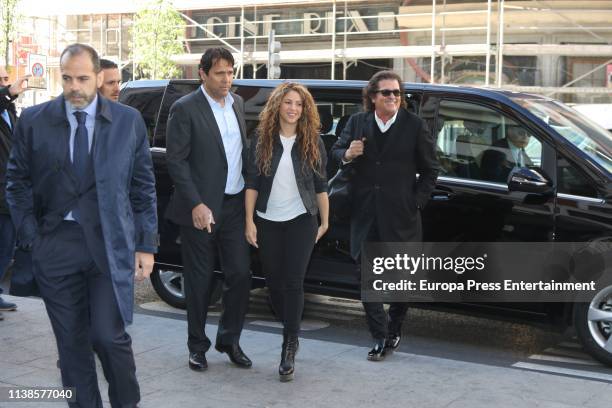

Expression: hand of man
xmin=344 ymin=139 xmax=365 ymax=161
xmin=8 ymin=75 xmax=31 ymax=97
xmin=135 ymin=252 xmax=154 ymax=281
xmin=192 ymin=203 xmax=215 ymax=233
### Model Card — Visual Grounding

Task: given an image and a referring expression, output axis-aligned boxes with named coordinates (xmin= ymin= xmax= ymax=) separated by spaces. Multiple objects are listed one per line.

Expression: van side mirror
xmin=508 ymin=167 xmax=553 ymax=195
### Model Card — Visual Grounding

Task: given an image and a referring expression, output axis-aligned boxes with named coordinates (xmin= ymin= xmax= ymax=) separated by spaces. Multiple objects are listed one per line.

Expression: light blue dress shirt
xmin=1 ymin=109 xmax=11 ymax=129
xmin=200 ymin=85 xmax=244 ymax=195
xmin=508 ymin=143 xmax=525 ymax=167
xmin=64 ymin=95 xmax=98 ymax=220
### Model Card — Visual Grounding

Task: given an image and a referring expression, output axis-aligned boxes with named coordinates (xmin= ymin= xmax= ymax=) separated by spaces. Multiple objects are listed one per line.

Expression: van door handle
xmin=431 ymin=192 xmax=454 ymax=201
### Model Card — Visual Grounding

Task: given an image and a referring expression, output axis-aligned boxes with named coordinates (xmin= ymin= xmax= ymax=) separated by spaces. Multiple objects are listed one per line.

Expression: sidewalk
xmin=0 ymin=295 xmax=610 ymax=408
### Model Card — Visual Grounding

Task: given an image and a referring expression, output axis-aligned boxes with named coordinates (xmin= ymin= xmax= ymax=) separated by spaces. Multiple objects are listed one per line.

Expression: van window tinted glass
xmin=235 ymin=84 xmax=367 ymax=179
xmin=154 ymin=82 xmax=200 ymax=147
xmin=557 ymin=156 xmax=598 ymax=198
xmin=120 ymin=86 xmax=164 ymax=145
xmin=511 ymin=97 xmax=612 ymax=176
xmin=436 ymin=99 xmax=543 ymax=183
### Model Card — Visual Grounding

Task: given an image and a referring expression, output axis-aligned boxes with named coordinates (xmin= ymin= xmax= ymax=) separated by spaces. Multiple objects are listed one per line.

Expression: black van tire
xmin=150 ymin=266 xmax=223 ymax=310
xmin=573 ymin=285 xmax=612 ymax=366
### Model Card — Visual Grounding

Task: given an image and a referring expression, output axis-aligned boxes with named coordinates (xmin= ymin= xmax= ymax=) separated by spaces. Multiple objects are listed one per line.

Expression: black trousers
xmin=360 ymin=221 xmax=409 ymax=342
xmin=256 ymin=213 xmax=318 ymax=336
xmin=180 ymin=192 xmax=251 ymax=353
xmin=33 ymin=221 xmax=139 ymax=408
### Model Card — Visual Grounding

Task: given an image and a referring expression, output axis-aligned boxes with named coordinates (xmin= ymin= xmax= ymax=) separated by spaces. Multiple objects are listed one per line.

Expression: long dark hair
xmin=256 ymin=82 xmax=322 ymax=177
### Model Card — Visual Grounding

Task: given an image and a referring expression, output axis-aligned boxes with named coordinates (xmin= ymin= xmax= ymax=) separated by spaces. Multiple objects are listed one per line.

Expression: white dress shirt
xmin=374 ymin=110 xmax=398 ymax=133
xmin=201 ymin=85 xmax=244 ymax=194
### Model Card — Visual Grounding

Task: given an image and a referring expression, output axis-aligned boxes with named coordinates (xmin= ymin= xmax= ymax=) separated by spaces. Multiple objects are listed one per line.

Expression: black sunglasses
xmin=376 ymin=89 xmax=401 ymax=97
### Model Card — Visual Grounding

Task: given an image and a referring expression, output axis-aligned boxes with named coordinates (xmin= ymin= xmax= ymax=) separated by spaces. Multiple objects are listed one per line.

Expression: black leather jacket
xmin=245 ymin=133 xmax=327 ymax=216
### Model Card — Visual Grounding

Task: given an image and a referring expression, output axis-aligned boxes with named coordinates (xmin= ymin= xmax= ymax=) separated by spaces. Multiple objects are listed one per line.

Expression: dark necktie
xmin=72 ymin=111 xmax=90 ymax=223
xmin=519 ymin=148 xmax=528 ymax=167
xmin=72 ymin=111 xmax=89 ymax=184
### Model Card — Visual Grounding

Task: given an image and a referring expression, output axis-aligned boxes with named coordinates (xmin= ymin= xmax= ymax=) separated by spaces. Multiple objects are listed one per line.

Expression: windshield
xmin=511 ymin=97 xmax=612 ymax=175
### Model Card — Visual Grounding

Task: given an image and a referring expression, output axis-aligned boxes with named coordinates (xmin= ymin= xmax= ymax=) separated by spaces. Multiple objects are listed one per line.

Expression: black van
xmin=120 ymin=79 xmax=612 ymax=366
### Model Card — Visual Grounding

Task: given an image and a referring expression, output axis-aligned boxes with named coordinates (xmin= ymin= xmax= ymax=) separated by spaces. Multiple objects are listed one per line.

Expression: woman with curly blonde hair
xmin=245 ymin=82 xmax=329 ymax=382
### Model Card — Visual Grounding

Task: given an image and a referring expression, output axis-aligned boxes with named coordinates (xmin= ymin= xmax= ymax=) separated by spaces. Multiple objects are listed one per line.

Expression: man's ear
xmin=198 ymin=68 xmax=208 ymax=83
xmin=96 ymin=71 xmax=104 ymax=88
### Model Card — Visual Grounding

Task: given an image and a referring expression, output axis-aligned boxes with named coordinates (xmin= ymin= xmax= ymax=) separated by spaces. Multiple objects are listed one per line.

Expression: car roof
xmin=121 ymin=78 xmax=547 ymax=105
xmin=120 ymin=78 xmax=610 ymax=184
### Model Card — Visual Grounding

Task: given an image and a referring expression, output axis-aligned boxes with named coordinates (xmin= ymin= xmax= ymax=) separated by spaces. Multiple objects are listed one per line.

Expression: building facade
xmin=11 ymin=0 xmax=612 ymax=104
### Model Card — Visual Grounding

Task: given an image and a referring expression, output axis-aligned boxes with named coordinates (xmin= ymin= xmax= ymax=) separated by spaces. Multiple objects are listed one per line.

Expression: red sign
xmin=31 ymin=62 xmax=44 ymax=77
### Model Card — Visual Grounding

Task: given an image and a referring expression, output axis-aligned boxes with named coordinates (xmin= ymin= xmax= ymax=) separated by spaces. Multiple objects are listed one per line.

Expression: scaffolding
xmin=171 ymin=0 xmax=612 ymax=100
xmin=18 ymin=0 xmax=612 ymax=102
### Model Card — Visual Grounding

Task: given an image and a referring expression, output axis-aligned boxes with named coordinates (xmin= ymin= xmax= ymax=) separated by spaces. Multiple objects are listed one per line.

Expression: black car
xmin=120 ymin=79 xmax=612 ymax=366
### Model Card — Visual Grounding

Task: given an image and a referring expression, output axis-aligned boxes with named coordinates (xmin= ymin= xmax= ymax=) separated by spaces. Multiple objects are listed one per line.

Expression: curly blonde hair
xmin=256 ymin=82 xmax=322 ymax=176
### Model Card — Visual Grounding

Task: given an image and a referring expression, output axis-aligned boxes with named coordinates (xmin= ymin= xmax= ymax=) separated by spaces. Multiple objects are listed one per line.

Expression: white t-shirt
xmin=257 ymin=135 xmax=307 ymax=222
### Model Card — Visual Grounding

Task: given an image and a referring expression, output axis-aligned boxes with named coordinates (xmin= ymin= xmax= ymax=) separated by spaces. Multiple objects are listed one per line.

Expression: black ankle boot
xmin=279 ymin=334 xmax=299 ymax=382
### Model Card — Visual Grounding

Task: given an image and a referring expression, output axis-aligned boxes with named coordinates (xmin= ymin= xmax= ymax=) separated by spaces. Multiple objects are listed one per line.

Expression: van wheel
xmin=150 ymin=267 xmax=223 ymax=310
xmin=574 ymin=284 xmax=612 ymax=366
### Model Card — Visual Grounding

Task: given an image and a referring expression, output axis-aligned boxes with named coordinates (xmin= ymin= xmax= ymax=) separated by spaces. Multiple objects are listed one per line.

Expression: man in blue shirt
xmin=6 ymin=43 xmax=158 ymax=408
xmin=165 ymin=48 xmax=252 ymax=371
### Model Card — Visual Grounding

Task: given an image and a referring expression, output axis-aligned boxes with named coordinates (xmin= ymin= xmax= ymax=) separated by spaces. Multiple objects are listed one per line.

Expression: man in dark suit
xmin=0 ymin=66 xmax=29 ymax=318
xmin=331 ymin=71 xmax=439 ymax=361
xmin=166 ymin=47 xmax=252 ymax=371
xmin=480 ymin=125 xmax=533 ymax=182
xmin=6 ymin=43 xmax=158 ymax=408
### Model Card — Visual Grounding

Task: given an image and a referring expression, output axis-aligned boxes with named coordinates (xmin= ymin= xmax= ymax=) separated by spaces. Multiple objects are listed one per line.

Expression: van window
xmin=235 ymin=85 xmax=365 ymax=179
xmin=316 ymin=101 xmax=362 ymax=178
xmin=154 ymin=82 xmax=200 ymax=148
xmin=557 ymin=157 xmax=598 ymax=198
xmin=436 ymin=99 xmax=543 ymax=183
xmin=120 ymin=86 xmax=164 ymax=145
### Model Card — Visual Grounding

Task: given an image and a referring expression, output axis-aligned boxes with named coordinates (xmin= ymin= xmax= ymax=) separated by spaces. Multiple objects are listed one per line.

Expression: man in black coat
xmin=165 ymin=48 xmax=252 ymax=371
xmin=0 ymin=66 xmax=29 ymax=318
xmin=331 ymin=71 xmax=439 ymax=361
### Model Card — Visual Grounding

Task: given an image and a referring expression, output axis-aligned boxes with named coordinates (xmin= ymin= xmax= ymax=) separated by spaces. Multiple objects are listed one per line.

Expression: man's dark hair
xmin=198 ymin=48 xmax=234 ymax=76
xmin=60 ymin=43 xmax=101 ymax=73
xmin=362 ymin=70 xmax=407 ymax=112
xmin=100 ymin=58 xmax=118 ymax=70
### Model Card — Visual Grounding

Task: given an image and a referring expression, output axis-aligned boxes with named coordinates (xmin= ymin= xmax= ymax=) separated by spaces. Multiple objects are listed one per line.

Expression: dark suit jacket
xmin=165 ymin=89 xmax=247 ymax=226
xmin=6 ymin=94 xmax=158 ymax=324
xmin=480 ymin=138 xmax=533 ymax=183
xmin=331 ymin=109 xmax=439 ymax=259
xmin=0 ymin=86 xmax=17 ymax=215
